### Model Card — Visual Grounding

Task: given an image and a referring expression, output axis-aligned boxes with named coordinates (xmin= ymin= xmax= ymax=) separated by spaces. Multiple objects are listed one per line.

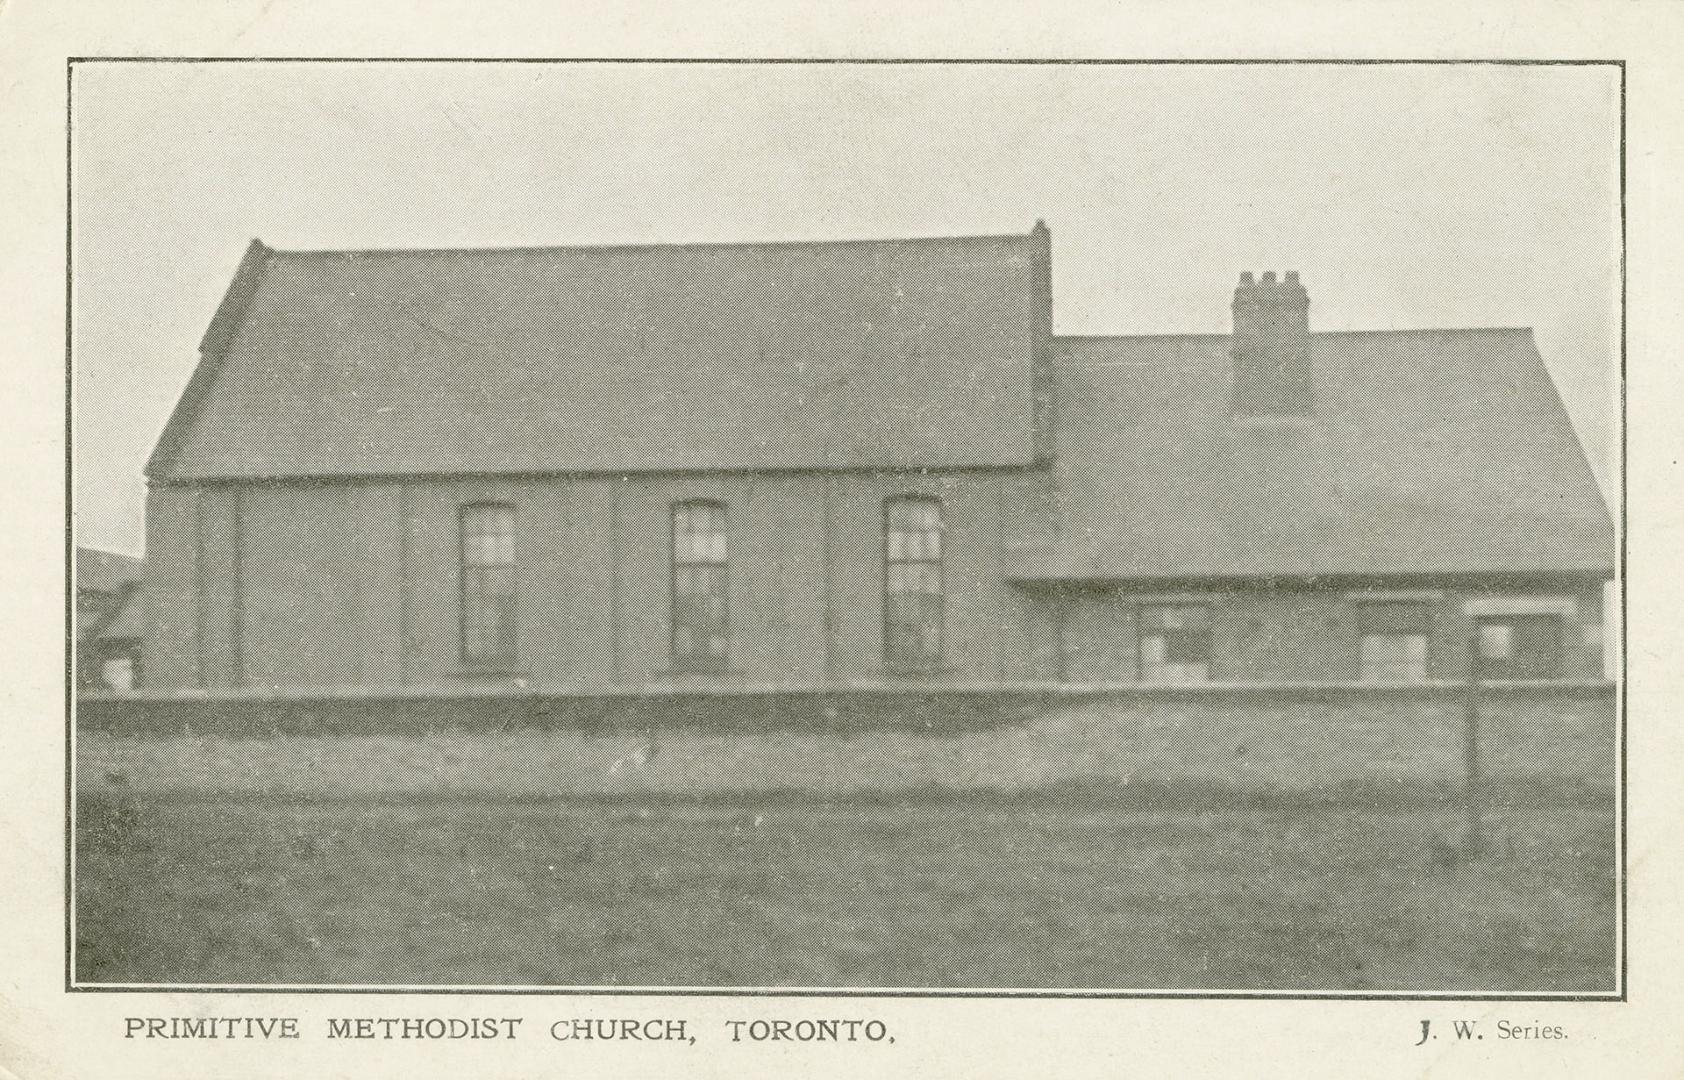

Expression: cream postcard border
xmin=3 ymin=2 xmax=1681 ymax=1078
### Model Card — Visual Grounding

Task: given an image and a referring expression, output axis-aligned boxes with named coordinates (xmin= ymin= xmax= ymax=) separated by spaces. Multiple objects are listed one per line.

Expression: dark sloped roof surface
xmin=153 ymin=232 xmax=1042 ymax=479
xmin=97 ymin=588 xmax=145 ymax=642
xmin=75 ymin=547 xmax=142 ymax=595
xmin=1020 ymin=328 xmax=1614 ymax=579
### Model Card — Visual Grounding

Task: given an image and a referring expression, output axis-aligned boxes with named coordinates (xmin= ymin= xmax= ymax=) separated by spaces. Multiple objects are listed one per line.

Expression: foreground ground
xmin=75 ymin=791 xmax=1615 ymax=991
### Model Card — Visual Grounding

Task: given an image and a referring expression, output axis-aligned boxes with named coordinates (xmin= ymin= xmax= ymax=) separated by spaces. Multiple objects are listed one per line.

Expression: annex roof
xmin=1014 ymin=328 xmax=1614 ymax=580
xmin=97 ymin=588 xmax=145 ymax=642
xmin=75 ymin=547 xmax=142 ymax=595
xmin=149 ymin=229 xmax=1048 ymax=480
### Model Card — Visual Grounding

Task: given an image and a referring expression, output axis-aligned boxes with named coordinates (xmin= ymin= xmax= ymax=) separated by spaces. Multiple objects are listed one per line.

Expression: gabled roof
xmin=96 ymin=587 xmax=145 ymax=642
xmin=75 ymin=547 xmax=142 ymax=595
xmin=150 ymin=229 xmax=1049 ymax=480
xmin=1015 ymin=328 xmax=1614 ymax=580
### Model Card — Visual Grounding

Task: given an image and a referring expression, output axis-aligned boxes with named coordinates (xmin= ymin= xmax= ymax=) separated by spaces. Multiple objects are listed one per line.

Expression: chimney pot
xmin=1239 ymin=271 xmax=1255 ymax=286
xmin=1284 ymin=270 xmax=1300 ymax=285
xmin=1261 ymin=271 xmax=1277 ymax=285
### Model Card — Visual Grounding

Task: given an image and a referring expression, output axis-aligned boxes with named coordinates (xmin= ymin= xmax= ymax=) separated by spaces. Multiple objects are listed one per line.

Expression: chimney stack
xmin=1231 ymin=270 xmax=1311 ymax=416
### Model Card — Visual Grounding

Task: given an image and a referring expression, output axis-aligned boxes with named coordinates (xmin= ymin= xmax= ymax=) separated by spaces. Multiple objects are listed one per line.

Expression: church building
xmin=138 ymin=223 xmax=1614 ymax=694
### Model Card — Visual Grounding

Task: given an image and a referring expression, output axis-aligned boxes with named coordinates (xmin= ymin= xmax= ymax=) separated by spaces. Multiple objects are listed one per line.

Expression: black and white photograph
xmin=68 ymin=58 xmax=1621 ymax=996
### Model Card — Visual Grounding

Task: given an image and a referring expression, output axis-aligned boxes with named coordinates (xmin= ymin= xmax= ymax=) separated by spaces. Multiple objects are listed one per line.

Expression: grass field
xmin=74 ymin=790 xmax=1615 ymax=992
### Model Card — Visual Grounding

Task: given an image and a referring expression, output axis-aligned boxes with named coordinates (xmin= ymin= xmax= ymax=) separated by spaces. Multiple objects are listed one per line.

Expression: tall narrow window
xmin=460 ymin=503 xmax=517 ymax=666
xmin=1139 ymin=604 xmax=1211 ymax=683
xmin=1358 ymin=602 xmax=1431 ymax=682
xmin=672 ymin=500 xmax=729 ymax=672
xmin=884 ymin=495 xmax=944 ymax=673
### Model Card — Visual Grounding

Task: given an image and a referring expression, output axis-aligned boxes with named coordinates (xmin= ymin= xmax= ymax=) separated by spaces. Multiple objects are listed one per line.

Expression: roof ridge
xmin=76 ymin=545 xmax=143 ymax=561
xmin=265 ymin=229 xmax=1039 ymax=260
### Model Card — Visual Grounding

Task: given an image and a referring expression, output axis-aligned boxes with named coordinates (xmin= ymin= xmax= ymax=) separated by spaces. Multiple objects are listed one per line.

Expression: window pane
xmin=883 ymin=497 xmax=944 ymax=671
xmin=494 ymin=595 xmax=517 ymax=658
xmin=1141 ymin=604 xmax=1210 ymax=634
xmin=1478 ymin=616 xmax=1561 ymax=679
xmin=674 ymin=503 xmax=727 ymax=567
xmin=1361 ymin=633 xmax=1427 ymax=682
xmin=461 ymin=506 xmax=516 ymax=663
xmin=1479 ymin=624 xmax=1513 ymax=660
xmin=1510 ymin=617 xmax=1561 ymax=674
xmin=1141 ymin=605 xmax=1213 ymax=682
xmin=672 ymin=503 xmax=729 ymax=670
xmin=1142 ymin=652 xmax=1209 ymax=683
xmin=1163 ymin=629 xmax=1208 ymax=664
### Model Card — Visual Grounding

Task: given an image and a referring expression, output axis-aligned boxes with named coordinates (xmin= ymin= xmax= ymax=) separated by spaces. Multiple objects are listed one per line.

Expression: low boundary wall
xmin=76 ymin=681 xmax=1615 ymax=800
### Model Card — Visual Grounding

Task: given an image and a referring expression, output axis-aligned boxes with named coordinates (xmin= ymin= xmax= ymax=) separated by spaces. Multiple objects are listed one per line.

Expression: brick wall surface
xmin=140 ymin=474 xmax=1607 ymax=694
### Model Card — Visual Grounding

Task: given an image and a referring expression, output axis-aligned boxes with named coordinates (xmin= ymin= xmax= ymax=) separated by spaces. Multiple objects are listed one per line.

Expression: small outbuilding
xmin=76 ymin=546 xmax=144 ymax=691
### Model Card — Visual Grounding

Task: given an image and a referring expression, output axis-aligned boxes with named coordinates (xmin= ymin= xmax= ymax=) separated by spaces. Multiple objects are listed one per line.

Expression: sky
xmin=71 ymin=61 xmax=1620 ymax=556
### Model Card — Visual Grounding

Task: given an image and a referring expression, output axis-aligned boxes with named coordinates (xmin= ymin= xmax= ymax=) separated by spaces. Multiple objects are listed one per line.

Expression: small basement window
xmin=1476 ymin=614 xmax=1563 ymax=680
xmin=1139 ymin=604 xmax=1211 ymax=683
xmin=1357 ymin=602 xmax=1431 ymax=682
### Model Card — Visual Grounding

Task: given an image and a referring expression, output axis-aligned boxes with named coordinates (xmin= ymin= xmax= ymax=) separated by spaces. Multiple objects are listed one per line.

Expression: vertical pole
xmin=1463 ymin=630 xmax=1484 ymax=857
xmin=1051 ymin=586 xmax=1069 ymax=683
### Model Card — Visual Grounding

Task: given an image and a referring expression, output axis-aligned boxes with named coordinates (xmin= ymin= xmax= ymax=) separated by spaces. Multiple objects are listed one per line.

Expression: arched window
xmin=460 ymin=503 xmax=517 ymax=666
xmin=884 ymin=495 xmax=944 ymax=673
xmin=672 ymin=500 xmax=729 ymax=672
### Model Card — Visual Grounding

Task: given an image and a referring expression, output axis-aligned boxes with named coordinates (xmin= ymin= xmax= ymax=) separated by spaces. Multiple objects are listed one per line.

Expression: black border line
xmin=1617 ymin=58 xmax=1629 ymax=1002
xmin=63 ymin=55 xmax=1629 ymax=1003
xmin=64 ymin=57 xmax=76 ymax=1000
xmin=67 ymin=57 xmax=1622 ymax=66
xmin=58 ymin=987 xmax=1628 ymax=1000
